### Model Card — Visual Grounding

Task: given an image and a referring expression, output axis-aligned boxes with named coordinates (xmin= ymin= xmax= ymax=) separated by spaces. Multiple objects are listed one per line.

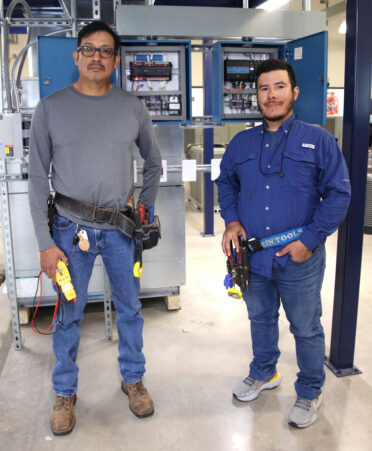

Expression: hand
xmin=276 ymin=240 xmax=312 ymax=263
xmin=221 ymin=222 xmax=247 ymax=257
xmin=40 ymin=246 xmax=68 ymax=283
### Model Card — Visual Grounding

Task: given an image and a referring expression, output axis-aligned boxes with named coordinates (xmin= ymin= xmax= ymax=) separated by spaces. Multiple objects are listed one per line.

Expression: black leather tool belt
xmin=54 ymin=192 xmax=135 ymax=238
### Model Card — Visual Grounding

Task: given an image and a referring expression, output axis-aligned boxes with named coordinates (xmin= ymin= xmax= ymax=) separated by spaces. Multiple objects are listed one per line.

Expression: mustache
xmin=88 ymin=63 xmax=104 ymax=70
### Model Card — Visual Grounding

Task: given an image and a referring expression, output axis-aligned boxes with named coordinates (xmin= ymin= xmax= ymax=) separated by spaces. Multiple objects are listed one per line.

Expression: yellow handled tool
xmin=133 ymin=261 xmax=143 ymax=278
xmin=56 ymin=261 xmax=77 ymax=302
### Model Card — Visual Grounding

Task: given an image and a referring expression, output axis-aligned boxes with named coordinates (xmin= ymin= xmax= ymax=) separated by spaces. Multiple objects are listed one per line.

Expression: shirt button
xmin=266 ymin=185 xmax=270 ymax=189
xmin=266 ymin=226 xmax=270 ymax=230
xmin=265 ymin=206 xmax=269 ymax=210
xmin=267 ymin=164 xmax=271 ymax=168
xmin=266 ymin=144 xmax=269 ymax=148
xmin=284 ymin=130 xmax=288 ymax=134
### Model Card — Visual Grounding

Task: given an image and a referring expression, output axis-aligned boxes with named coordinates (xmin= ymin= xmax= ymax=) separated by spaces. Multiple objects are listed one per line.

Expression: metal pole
xmin=302 ymin=0 xmax=311 ymax=12
xmin=0 ymin=0 xmax=4 ymax=113
xmin=71 ymin=0 xmax=77 ymax=37
xmin=0 ymin=159 xmax=22 ymax=349
xmin=202 ymin=39 xmax=214 ymax=237
xmin=326 ymin=0 xmax=372 ymax=377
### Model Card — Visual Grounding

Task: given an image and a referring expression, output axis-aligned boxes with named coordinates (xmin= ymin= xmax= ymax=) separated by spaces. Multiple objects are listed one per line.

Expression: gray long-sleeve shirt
xmin=29 ymin=85 xmax=162 ymax=251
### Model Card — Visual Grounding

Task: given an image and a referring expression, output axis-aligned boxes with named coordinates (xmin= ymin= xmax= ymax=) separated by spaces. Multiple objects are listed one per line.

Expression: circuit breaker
xmin=121 ymin=41 xmax=191 ymax=123
xmin=212 ymin=32 xmax=328 ymax=124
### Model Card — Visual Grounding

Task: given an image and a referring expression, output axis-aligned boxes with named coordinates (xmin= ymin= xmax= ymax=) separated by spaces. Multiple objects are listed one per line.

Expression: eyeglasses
xmin=77 ymin=46 xmax=116 ymax=58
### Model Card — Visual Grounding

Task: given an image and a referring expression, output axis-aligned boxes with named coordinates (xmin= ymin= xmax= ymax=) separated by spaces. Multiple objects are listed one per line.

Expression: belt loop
xmin=109 ymin=209 xmax=119 ymax=225
xmin=92 ymin=205 xmax=97 ymax=223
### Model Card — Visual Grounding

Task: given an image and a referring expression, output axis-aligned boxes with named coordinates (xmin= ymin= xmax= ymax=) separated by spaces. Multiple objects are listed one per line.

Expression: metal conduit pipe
xmin=71 ymin=0 xmax=77 ymax=37
xmin=11 ymin=27 xmax=73 ymax=112
xmin=59 ymin=0 xmax=71 ymax=20
xmin=4 ymin=0 xmax=33 ymax=111
xmin=1 ymin=19 xmax=12 ymax=111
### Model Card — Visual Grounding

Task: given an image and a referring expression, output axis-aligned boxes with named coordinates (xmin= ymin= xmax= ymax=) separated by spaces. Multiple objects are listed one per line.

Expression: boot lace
xmin=131 ymin=382 xmax=146 ymax=397
xmin=55 ymin=396 xmax=74 ymax=410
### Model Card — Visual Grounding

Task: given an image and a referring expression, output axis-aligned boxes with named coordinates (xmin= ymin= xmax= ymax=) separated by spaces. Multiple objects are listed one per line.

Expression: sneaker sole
xmin=288 ymin=395 xmax=322 ymax=428
xmin=234 ymin=373 xmax=282 ymax=402
xmin=288 ymin=413 xmax=317 ymax=429
xmin=121 ymin=384 xmax=155 ymax=418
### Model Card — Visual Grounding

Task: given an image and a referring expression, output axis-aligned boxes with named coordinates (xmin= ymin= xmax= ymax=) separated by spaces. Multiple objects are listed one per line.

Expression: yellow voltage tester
xmin=56 ymin=261 xmax=77 ymax=302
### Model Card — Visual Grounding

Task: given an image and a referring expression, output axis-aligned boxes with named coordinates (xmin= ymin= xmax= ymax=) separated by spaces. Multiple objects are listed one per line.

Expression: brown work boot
xmin=121 ymin=380 xmax=154 ymax=418
xmin=50 ymin=395 xmax=77 ymax=436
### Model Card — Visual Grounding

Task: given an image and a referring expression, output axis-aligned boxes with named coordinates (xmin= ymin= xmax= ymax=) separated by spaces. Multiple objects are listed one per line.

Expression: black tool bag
xmin=142 ymin=215 xmax=161 ymax=250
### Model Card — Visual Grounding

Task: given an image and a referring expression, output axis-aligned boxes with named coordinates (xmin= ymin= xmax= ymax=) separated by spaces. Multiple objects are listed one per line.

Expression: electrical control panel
xmin=0 ymin=113 xmax=23 ymax=159
xmin=121 ymin=41 xmax=191 ymax=123
xmin=217 ymin=46 xmax=278 ymax=121
xmin=212 ymin=32 xmax=328 ymax=124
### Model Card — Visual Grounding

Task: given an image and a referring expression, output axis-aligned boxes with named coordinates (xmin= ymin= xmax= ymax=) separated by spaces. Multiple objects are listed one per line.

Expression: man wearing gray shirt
xmin=29 ymin=21 xmax=161 ymax=436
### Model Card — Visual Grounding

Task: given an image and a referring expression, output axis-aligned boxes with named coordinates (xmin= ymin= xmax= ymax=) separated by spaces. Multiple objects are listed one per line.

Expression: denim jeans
xmin=242 ymin=244 xmax=326 ymax=400
xmin=52 ymin=214 xmax=145 ymax=397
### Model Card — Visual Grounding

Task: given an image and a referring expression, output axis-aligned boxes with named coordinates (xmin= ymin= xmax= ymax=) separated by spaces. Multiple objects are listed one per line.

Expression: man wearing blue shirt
xmin=216 ymin=59 xmax=351 ymax=428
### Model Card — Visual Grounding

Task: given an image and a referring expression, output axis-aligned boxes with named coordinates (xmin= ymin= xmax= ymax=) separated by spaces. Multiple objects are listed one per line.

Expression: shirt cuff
xmin=299 ymin=228 xmax=322 ymax=251
xmin=224 ymin=212 xmax=240 ymax=228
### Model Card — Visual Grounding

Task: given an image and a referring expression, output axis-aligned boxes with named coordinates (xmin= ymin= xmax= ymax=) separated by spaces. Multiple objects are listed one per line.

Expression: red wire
xmin=31 ymin=271 xmax=60 ymax=335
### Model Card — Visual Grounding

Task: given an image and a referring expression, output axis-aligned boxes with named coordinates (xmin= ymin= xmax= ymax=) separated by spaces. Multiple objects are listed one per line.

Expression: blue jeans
xmin=242 ymin=245 xmax=326 ymax=400
xmin=52 ymin=215 xmax=145 ymax=397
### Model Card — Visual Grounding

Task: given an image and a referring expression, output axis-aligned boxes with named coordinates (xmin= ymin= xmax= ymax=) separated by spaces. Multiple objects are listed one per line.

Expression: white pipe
xmin=302 ymin=0 xmax=311 ymax=11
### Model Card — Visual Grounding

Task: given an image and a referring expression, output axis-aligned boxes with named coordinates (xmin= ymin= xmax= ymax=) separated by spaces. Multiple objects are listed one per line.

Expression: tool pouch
xmin=142 ymin=215 xmax=161 ymax=250
xmin=47 ymin=194 xmax=56 ymax=238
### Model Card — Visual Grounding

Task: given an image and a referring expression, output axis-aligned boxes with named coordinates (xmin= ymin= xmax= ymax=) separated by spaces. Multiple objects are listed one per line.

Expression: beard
xmin=259 ymin=96 xmax=295 ymax=123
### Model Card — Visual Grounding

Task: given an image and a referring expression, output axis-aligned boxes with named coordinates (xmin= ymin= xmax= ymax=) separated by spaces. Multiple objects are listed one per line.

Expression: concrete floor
xmin=0 ymin=202 xmax=372 ymax=451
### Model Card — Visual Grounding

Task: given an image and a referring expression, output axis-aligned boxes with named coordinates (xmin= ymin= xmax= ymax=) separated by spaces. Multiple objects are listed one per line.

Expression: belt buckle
xmin=91 ymin=205 xmax=107 ymax=223
xmin=247 ymin=237 xmax=264 ymax=252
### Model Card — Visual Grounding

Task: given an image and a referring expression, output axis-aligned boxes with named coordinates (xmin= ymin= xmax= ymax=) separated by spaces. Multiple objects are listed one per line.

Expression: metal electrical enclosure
xmin=0 ymin=114 xmax=23 ymax=158
xmin=212 ymin=31 xmax=328 ymax=124
xmin=38 ymin=36 xmax=120 ymax=98
xmin=120 ymin=41 xmax=192 ymax=123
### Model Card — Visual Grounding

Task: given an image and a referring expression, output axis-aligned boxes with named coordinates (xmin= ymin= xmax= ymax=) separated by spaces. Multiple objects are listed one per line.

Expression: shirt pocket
xmin=233 ymin=147 xmax=259 ymax=190
xmin=283 ymin=147 xmax=319 ymax=189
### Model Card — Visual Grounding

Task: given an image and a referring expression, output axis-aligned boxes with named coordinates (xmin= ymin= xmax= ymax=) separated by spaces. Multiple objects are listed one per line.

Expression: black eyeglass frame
xmin=77 ymin=46 xmax=117 ymax=58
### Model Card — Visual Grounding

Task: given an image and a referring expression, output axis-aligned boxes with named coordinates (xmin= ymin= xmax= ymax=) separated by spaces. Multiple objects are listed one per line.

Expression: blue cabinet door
xmin=286 ymin=31 xmax=328 ymax=125
xmin=38 ymin=36 xmax=120 ymax=98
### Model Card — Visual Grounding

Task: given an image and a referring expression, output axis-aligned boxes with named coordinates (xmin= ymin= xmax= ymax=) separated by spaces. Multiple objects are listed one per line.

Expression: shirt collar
xmin=261 ymin=113 xmax=296 ymax=135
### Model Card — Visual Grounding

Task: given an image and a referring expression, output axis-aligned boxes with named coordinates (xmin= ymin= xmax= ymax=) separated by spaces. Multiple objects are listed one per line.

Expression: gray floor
xmin=0 ymin=202 xmax=372 ymax=451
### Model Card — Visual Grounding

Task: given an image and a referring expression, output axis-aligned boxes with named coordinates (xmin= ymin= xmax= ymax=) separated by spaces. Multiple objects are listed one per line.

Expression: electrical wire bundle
xmin=31 ymin=272 xmax=62 ymax=335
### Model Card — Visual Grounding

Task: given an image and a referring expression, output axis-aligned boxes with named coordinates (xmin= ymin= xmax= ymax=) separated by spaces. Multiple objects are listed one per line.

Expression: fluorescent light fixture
xmin=338 ymin=19 xmax=346 ymax=34
xmin=257 ymin=0 xmax=290 ymax=11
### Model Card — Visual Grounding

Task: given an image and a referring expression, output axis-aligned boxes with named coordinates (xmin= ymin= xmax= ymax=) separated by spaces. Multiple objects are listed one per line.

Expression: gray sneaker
xmin=288 ymin=394 xmax=323 ymax=428
xmin=233 ymin=371 xmax=282 ymax=402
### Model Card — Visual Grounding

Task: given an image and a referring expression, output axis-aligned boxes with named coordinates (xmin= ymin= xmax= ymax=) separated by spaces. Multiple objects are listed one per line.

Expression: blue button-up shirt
xmin=215 ymin=114 xmax=351 ymax=278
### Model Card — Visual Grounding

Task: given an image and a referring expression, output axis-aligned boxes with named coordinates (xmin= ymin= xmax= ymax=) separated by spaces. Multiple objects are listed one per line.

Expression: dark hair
xmin=77 ymin=21 xmax=121 ymax=52
xmin=256 ymin=59 xmax=297 ymax=90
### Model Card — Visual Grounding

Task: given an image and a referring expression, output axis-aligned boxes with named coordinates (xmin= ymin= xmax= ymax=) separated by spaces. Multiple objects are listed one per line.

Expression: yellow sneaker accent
xmin=270 ymin=371 xmax=281 ymax=382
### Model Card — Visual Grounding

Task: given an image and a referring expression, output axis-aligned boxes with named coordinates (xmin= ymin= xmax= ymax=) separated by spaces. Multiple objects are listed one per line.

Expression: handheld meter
xmin=56 ymin=261 xmax=77 ymax=302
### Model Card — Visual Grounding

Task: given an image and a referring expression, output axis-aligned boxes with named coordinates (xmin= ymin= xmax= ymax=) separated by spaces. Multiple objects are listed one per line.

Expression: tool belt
xmin=224 ymin=226 xmax=307 ymax=298
xmin=54 ymin=192 xmax=136 ymax=238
